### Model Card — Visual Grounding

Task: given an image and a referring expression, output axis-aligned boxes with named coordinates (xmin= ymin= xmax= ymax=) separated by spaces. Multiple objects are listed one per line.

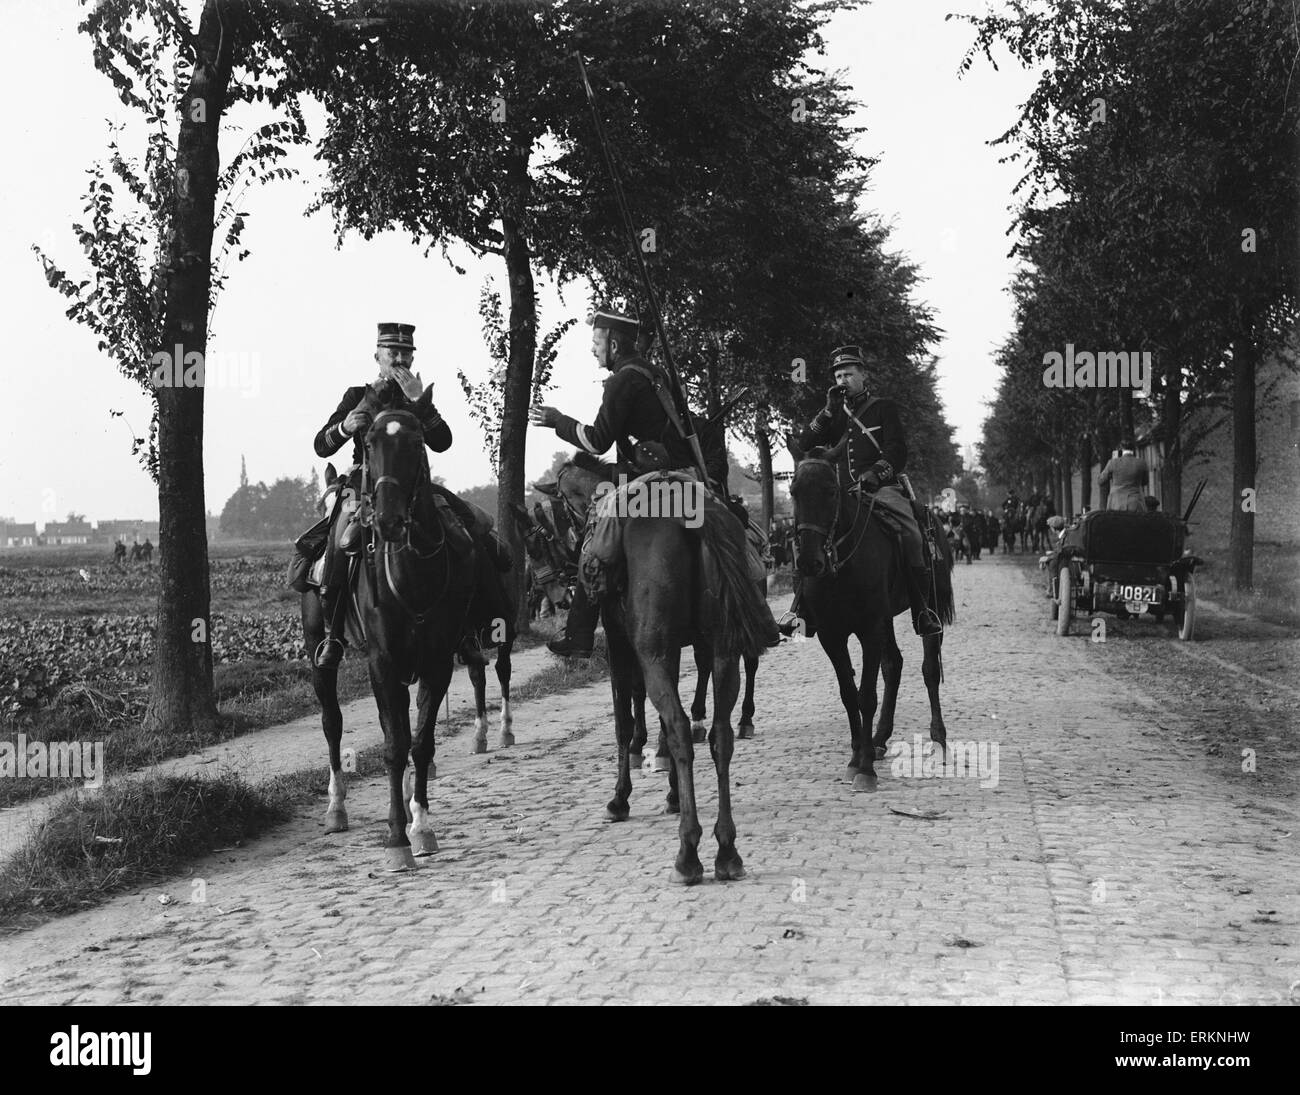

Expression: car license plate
xmin=1116 ymin=584 xmax=1159 ymax=603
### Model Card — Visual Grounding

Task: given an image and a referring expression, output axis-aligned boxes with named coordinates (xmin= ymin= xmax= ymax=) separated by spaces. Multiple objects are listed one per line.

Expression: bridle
xmin=363 ymin=409 xmax=450 ymax=627
xmin=793 ymin=449 xmax=876 ymax=577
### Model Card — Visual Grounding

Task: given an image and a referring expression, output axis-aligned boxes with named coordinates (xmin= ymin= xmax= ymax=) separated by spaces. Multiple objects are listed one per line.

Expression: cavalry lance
xmin=574 ymin=53 xmax=711 ymax=486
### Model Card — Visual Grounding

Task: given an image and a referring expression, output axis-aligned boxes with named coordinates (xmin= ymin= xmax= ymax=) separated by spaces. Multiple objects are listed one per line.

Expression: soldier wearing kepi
xmin=779 ymin=345 xmax=943 ymax=638
xmin=309 ymin=322 xmax=499 ymax=669
xmin=531 ymin=307 xmax=779 ymax=657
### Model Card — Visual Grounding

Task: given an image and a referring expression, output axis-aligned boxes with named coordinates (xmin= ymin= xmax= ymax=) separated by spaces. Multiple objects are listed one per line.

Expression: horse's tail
xmin=698 ymin=507 xmax=768 ymax=663
xmin=925 ymin=511 xmax=958 ymax=627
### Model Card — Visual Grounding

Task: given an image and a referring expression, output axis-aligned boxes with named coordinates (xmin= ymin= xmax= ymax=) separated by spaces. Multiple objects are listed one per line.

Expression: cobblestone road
xmin=1 ymin=557 xmax=1296 ymax=1004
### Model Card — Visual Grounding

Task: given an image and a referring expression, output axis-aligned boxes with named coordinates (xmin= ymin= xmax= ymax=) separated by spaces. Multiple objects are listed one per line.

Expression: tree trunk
xmin=142 ymin=0 xmax=233 ymax=738
xmin=1119 ymin=386 xmax=1135 ymax=440
xmin=498 ymin=151 xmax=537 ymax=635
xmin=754 ymin=403 xmax=774 ymax=534
xmin=1230 ymin=322 xmax=1257 ymax=590
xmin=1062 ymin=451 xmax=1073 ymax=517
xmin=1160 ymin=354 xmax=1183 ymax=517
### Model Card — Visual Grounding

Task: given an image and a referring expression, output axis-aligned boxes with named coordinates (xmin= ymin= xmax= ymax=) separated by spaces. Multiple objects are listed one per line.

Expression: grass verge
xmin=0 ymin=624 xmax=602 ymax=930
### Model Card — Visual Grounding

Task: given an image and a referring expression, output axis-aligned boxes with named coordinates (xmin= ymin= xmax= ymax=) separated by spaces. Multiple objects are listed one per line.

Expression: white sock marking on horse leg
xmin=500 ymin=699 xmax=512 ymax=735
xmin=327 ymin=769 xmax=347 ymax=813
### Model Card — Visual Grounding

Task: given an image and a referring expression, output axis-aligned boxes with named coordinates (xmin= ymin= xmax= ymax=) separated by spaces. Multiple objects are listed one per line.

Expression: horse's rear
xmin=605 ymin=510 xmax=759 ymax=885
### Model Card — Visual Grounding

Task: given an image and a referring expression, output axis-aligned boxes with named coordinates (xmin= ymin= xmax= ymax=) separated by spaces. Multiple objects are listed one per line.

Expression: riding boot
xmin=548 ymin=581 xmax=596 ymax=658
xmin=906 ymin=565 xmax=944 ymax=637
xmin=314 ymin=559 xmax=352 ymax=669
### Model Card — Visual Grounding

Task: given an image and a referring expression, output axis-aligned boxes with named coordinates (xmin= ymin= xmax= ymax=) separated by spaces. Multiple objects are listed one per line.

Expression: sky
xmin=0 ymin=0 xmax=1036 ymax=527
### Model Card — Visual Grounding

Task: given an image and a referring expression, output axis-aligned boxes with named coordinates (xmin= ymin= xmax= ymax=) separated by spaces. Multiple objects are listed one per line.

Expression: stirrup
xmin=914 ymin=608 xmax=943 ymax=637
xmin=313 ymin=637 xmax=345 ymax=668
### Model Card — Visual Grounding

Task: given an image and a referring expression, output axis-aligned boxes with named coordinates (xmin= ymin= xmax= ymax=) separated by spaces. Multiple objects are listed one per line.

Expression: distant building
xmin=1 ymin=522 xmax=38 ymax=547
xmin=42 ymin=518 xmax=93 ymax=545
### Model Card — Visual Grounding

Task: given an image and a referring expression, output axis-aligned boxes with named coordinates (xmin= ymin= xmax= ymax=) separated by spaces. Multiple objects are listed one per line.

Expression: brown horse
xmin=300 ymin=381 xmax=482 ymax=870
xmin=790 ymin=447 xmax=954 ymax=792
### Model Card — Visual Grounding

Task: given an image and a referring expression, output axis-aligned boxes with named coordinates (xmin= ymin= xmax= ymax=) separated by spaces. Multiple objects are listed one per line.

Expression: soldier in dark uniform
xmin=530 ymin=308 xmax=777 ymax=657
xmin=310 ymin=322 xmax=493 ymax=669
xmin=779 ymin=346 xmax=943 ymax=638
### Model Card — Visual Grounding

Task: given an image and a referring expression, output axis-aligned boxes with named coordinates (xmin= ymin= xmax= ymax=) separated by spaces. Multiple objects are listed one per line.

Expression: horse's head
xmin=318 ymin=462 xmax=342 ymax=516
xmin=363 ymin=382 xmax=432 ymax=542
xmin=509 ymin=499 xmax=573 ymax=609
xmin=790 ymin=448 xmax=840 ymax=578
xmin=555 ymin=453 xmax=616 ymax=522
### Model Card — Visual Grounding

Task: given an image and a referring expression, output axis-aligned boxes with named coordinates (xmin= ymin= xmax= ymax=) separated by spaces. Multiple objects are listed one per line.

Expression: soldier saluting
xmin=309 ymin=322 xmax=490 ymax=669
xmin=779 ymin=345 xmax=943 ymax=638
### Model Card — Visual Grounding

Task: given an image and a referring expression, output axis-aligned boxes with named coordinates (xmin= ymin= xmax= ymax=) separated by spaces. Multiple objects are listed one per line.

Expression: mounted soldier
xmin=778 ymin=345 xmax=943 ymax=638
xmin=304 ymin=322 xmax=506 ymax=669
xmin=530 ymin=307 xmax=779 ymax=657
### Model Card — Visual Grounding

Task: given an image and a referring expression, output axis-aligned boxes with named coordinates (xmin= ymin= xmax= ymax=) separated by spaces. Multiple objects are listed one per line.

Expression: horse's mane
xmin=569 ymin=452 xmax=617 ymax=481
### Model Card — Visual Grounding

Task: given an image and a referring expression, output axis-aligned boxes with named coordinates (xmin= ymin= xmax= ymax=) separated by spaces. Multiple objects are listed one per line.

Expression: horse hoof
xmin=692 ymin=723 xmax=707 ymax=744
xmin=737 ymin=722 xmax=755 ymax=740
xmin=472 ymin=737 xmax=487 ymax=755
xmin=665 ymin=797 xmax=681 ymax=815
xmin=628 ymin=752 xmax=644 ymax=770
xmin=715 ymin=858 xmax=746 ymax=882
xmin=324 ymin=810 xmax=348 ymax=833
xmin=670 ymin=865 xmax=704 ymax=886
xmin=605 ymin=800 xmax=630 ymax=822
xmin=384 ymin=846 xmax=418 ymax=872
xmin=852 ymin=772 xmax=879 ymax=794
xmin=874 ymin=745 xmax=887 ymax=761
xmin=844 ymin=764 xmax=860 ymax=782
xmin=500 ymin=732 xmax=515 ymax=748
xmin=653 ymin=756 xmax=671 ymax=773
xmin=409 ymin=829 xmax=439 ymax=856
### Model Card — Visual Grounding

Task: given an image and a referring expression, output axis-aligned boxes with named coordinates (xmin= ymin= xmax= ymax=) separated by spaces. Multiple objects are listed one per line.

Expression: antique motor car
xmin=1047 ymin=484 xmax=1205 ymax=641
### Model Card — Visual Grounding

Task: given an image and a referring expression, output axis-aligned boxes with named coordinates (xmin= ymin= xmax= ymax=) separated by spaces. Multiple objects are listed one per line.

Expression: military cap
xmin=377 ymin=322 xmax=416 ymax=350
xmin=590 ymin=308 xmax=640 ymax=344
xmin=830 ymin=345 xmax=871 ymax=373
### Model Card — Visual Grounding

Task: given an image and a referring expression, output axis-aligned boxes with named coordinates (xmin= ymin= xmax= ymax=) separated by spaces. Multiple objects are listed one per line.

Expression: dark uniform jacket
xmin=798 ymin=389 xmax=907 ymax=487
xmin=555 ymin=353 xmax=699 ymax=476
xmin=315 ymin=384 xmax=452 ymax=467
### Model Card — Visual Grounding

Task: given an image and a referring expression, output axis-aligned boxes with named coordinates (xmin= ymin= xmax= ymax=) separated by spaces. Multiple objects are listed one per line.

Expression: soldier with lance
xmin=778 ymin=346 xmax=944 ymax=638
xmin=306 ymin=322 xmax=507 ymax=669
xmin=530 ymin=308 xmax=779 ymax=658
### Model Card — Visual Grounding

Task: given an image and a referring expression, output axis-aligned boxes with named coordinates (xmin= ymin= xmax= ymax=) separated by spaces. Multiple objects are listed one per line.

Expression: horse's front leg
xmin=852 ymin=626 xmax=884 ymax=793
xmin=370 ymin=649 xmax=416 ymax=871
xmin=708 ymin=651 xmax=745 ymax=881
xmin=872 ymin=621 xmax=903 ymax=760
xmin=820 ymin=630 xmax=864 ymax=782
xmin=469 ymin=656 xmax=489 ymax=754
xmin=409 ymin=650 xmax=454 ymax=857
xmin=629 ymin=679 xmax=648 ymax=769
xmin=304 ymin=591 xmax=347 ymax=833
xmin=737 ymin=652 xmax=758 ymax=739
xmin=496 ymin=641 xmax=514 ymax=748
xmin=604 ymin=624 xmax=639 ymax=821
xmin=690 ymin=642 xmax=710 ymax=743
xmin=922 ymin=632 xmax=947 ymax=751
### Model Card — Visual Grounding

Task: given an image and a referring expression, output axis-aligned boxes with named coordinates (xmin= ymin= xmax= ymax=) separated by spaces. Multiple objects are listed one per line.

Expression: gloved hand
xmin=824 ymin=385 xmax=846 ymax=414
xmin=858 ymin=469 xmax=882 ymax=492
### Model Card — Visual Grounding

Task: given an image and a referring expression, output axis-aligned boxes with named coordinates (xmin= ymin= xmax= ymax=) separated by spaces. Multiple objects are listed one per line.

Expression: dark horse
xmin=299 ymin=382 xmax=483 ymax=870
xmin=790 ymin=446 xmax=955 ymax=792
xmin=603 ymin=482 xmax=771 ymax=884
